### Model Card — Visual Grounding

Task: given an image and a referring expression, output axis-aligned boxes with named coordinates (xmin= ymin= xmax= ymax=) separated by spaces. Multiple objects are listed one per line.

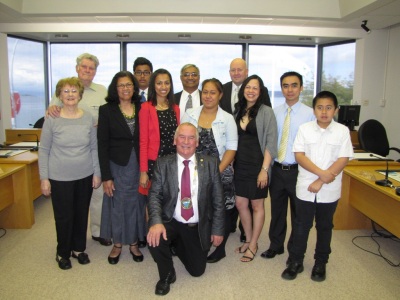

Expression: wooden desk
xmin=5 ymin=128 xmax=41 ymax=145
xmin=0 ymin=151 xmax=41 ymax=202
xmin=335 ymin=163 xmax=400 ymax=238
xmin=0 ymin=164 xmax=34 ymax=228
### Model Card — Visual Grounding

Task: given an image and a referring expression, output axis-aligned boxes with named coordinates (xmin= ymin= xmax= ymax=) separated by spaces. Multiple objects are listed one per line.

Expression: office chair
xmin=32 ymin=117 xmax=44 ymax=128
xmin=358 ymin=119 xmax=400 ymax=161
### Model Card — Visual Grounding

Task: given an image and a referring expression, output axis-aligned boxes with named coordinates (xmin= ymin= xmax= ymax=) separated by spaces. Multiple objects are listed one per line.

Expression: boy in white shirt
xmin=281 ymin=91 xmax=353 ymax=282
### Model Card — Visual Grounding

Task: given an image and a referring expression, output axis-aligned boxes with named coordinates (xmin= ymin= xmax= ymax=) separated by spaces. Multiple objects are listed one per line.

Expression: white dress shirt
xmin=179 ymin=90 xmax=201 ymax=120
xmin=231 ymin=84 xmax=241 ymax=112
xmin=293 ymin=120 xmax=354 ymax=203
xmin=173 ymin=154 xmax=199 ymax=223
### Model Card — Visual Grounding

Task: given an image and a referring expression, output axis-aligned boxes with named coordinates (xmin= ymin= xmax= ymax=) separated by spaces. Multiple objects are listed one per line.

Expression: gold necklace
xmin=119 ymin=104 xmax=135 ymax=119
xmin=156 ymin=103 xmax=169 ymax=110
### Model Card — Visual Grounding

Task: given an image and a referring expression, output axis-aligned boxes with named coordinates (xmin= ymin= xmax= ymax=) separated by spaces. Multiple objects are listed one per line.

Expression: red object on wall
xmin=11 ymin=92 xmax=21 ymax=117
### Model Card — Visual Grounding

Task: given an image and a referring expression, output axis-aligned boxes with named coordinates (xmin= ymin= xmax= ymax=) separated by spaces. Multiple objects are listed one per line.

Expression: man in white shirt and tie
xmin=174 ymin=64 xmax=201 ymax=119
xmin=261 ymin=71 xmax=315 ymax=260
xmin=133 ymin=57 xmax=153 ymax=103
xmin=147 ymin=123 xmax=224 ymax=296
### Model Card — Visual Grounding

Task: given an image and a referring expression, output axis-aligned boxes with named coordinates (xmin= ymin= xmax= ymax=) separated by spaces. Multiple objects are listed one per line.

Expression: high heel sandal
xmin=108 ymin=245 xmax=122 ymax=265
xmin=129 ymin=243 xmax=144 ymax=262
xmin=241 ymin=244 xmax=258 ymax=263
xmin=235 ymin=241 xmax=249 ymax=254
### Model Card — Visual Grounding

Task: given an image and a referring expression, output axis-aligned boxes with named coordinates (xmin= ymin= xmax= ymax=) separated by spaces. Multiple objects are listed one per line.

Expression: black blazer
xmin=148 ymin=153 xmax=225 ymax=251
xmin=174 ymin=90 xmax=201 ymax=106
xmin=220 ymin=81 xmax=272 ymax=114
xmin=97 ymin=101 xmax=140 ymax=181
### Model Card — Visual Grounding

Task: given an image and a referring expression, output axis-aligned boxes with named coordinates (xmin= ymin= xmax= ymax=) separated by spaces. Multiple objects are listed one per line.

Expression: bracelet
xmin=262 ymin=166 xmax=268 ymax=172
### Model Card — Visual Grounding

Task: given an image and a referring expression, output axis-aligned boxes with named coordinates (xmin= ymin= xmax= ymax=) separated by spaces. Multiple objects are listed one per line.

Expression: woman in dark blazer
xmin=97 ymin=71 xmax=145 ymax=265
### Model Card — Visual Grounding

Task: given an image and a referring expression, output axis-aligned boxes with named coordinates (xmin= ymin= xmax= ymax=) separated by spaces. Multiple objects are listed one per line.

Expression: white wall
xmin=354 ymin=24 xmax=400 ymax=160
xmin=0 ymin=33 xmax=12 ymax=144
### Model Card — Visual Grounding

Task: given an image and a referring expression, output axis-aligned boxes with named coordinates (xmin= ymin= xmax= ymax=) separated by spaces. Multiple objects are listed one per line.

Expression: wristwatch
xmin=262 ymin=166 xmax=268 ymax=172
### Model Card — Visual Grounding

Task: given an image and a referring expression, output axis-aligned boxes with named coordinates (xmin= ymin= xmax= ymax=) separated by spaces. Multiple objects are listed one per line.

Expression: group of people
xmin=38 ymin=52 xmax=353 ymax=296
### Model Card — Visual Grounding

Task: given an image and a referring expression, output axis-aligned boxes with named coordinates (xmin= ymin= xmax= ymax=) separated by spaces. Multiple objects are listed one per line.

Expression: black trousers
xmin=268 ymin=164 xmax=299 ymax=251
xmin=149 ymin=219 xmax=208 ymax=280
xmin=288 ymin=197 xmax=338 ymax=264
xmin=50 ymin=175 xmax=93 ymax=259
xmin=208 ymin=208 xmax=231 ymax=258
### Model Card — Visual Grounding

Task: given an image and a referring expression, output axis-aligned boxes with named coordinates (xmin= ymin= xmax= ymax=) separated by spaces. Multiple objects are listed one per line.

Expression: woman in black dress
xmin=234 ymin=75 xmax=278 ymax=262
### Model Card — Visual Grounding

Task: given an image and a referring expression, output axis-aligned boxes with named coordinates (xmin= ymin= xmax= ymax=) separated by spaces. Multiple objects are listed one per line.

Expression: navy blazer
xmin=97 ymin=101 xmax=140 ymax=181
xmin=220 ymin=81 xmax=272 ymax=114
xmin=148 ymin=153 xmax=225 ymax=251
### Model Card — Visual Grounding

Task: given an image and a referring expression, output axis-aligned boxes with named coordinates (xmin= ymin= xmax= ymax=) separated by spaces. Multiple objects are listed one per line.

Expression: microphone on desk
xmin=17 ymin=134 xmax=39 ymax=151
xmin=369 ymin=153 xmax=392 ymax=187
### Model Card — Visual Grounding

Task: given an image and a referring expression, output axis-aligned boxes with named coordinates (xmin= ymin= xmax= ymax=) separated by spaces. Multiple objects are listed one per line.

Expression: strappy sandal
xmin=240 ymin=245 xmax=258 ymax=262
xmin=235 ymin=241 xmax=250 ymax=254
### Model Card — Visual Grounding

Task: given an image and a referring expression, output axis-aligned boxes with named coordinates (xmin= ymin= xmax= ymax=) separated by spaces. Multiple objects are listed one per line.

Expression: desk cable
xmin=352 ymin=222 xmax=399 ymax=267
xmin=0 ymin=228 xmax=6 ymax=239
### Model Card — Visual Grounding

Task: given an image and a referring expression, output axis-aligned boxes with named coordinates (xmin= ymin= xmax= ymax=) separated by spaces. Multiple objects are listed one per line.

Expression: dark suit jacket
xmin=148 ymin=153 xmax=225 ymax=251
xmin=174 ymin=89 xmax=201 ymax=106
xmin=220 ymin=81 xmax=272 ymax=114
xmin=97 ymin=101 xmax=140 ymax=181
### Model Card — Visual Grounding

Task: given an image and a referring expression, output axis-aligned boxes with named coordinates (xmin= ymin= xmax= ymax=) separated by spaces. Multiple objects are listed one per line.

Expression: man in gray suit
xmin=147 ymin=122 xmax=225 ymax=296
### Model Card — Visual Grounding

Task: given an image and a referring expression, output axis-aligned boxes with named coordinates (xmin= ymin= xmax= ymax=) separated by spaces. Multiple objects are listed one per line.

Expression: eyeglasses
xmin=117 ymin=83 xmax=134 ymax=89
xmin=134 ymin=71 xmax=151 ymax=76
xmin=62 ymin=89 xmax=78 ymax=94
xmin=182 ymin=72 xmax=199 ymax=78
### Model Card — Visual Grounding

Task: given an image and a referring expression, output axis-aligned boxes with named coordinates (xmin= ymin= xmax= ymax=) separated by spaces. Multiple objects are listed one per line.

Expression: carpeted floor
xmin=0 ymin=195 xmax=399 ymax=299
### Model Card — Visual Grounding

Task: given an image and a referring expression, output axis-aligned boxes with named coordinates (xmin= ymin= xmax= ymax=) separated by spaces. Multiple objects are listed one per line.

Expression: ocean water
xmin=12 ymin=94 xmax=45 ymax=128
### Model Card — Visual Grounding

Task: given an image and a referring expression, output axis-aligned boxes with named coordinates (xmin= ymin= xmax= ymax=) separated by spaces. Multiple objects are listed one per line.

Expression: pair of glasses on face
xmin=117 ymin=83 xmax=134 ymax=89
xmin=182 ymin=72 xmax=199 ymax=78
xmin=134 ymin=71 xmax=151 ymax=76
xmin=62 ymin=89 xmax=78 ymax=94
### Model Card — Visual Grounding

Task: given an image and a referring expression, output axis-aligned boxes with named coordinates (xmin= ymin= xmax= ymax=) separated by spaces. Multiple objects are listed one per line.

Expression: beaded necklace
xmin=119 ymin=103 xmax=135 ymax=119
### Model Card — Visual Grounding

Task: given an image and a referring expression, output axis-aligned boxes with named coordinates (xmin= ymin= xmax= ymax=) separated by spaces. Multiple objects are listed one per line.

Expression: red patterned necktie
xmin=181 ymin=160 xmax=194 ymax=221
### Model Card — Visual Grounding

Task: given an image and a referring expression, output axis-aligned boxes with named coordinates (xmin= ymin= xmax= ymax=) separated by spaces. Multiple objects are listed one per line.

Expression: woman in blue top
xmin=182 ymin=78 xmax=238 ymax=263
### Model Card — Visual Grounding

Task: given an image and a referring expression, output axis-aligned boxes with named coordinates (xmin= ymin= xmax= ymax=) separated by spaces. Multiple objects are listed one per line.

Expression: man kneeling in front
xmin=147 ymin=122 xmax=225 ymax=296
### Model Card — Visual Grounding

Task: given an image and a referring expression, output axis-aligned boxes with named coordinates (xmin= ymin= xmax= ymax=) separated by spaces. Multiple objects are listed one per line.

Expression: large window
xmin=7 ymin=37 xmax=46 ymax=128
xmin=127 ymin=43 xmax=242 ymax=92
xmin=320 ymin=42 xmax=355 ymax=105
xmin=249 ymin=45 xmax=317 ymax=108
xmin=5 ymin=37 xmax=355 ymax=128
xmin=50 ymin=43 xmax=121 ymax=96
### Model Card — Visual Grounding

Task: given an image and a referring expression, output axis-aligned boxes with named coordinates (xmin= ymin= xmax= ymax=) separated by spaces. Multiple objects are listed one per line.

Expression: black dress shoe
xmin=56 ymin=254 xmax=72 ymax=270
xmin=138 ymin=239 xmax=147 ymax=248
xmin=129 ymin=244 xmax=144 ymax=262
xmin=260 ymin=247 xmax=284 ymax=259
xmin=155 ymin=269 xmax=176 ymax=296
xmin=311 ymin=263 xmax=326 ymax=282
xmin=71 ymin=252 xmax=90 ymax=265
xmin=281 ymin=262 xmax=304 ymax=280
xmin=170 ymin=245 xmax=177 ymax=256
xmin=92 ymin=236 xmax=112 ymax=246
xmin=207 ymin=254 xmax=226 ymax=264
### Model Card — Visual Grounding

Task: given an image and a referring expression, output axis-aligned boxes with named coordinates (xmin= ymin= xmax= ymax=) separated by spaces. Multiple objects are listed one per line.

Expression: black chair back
xmin=358 ymin=119 xmax=390 ymax=157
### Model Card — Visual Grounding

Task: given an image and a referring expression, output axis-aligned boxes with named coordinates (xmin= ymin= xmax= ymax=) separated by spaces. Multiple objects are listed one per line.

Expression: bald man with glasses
xmin=174 ymin=64 xmax=202 ymax=119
